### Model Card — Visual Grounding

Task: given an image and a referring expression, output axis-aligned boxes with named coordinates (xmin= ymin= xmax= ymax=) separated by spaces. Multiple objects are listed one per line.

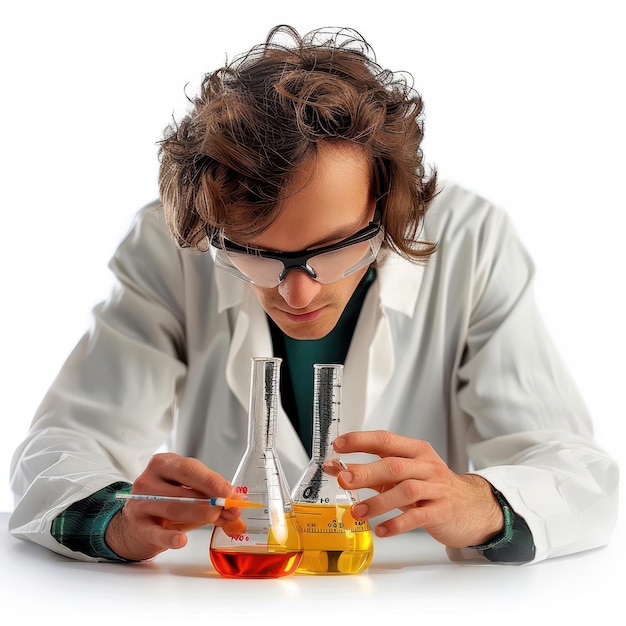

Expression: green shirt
xmin=269 ymin=267 xmax=377 ymax=456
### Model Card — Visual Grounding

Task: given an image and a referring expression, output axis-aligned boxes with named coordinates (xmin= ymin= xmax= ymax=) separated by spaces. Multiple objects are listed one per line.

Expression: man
xmin=9 ymin=25 xmax=618 ymax=565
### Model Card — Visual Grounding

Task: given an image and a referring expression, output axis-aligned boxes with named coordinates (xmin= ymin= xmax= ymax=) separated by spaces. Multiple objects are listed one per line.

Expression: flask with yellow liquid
xmin=209 ymin=357 xmax=302 ymax=578
xmin=291 ymin=363 xmax=374 ymax=574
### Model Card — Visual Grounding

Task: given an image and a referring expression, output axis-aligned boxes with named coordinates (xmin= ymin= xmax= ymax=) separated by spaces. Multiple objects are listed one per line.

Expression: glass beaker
xmin=209 ymin=357 xmax=302 ymax=578
xmin=291 ymin=363 xmax=374 ymax=575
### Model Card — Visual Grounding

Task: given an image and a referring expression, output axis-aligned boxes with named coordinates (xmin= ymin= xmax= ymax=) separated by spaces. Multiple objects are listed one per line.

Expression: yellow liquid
xmin=293 ymin=503 xmax=374 ymax=575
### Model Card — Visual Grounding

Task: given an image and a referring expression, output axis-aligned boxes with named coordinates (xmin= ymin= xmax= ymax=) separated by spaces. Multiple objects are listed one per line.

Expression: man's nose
xmin=277 ymin=269 xmax=322 ymax=309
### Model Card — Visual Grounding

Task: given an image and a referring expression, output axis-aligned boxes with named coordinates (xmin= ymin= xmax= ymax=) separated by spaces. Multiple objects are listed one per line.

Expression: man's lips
xmin=280 ymin=307 xmax=326 ymax=323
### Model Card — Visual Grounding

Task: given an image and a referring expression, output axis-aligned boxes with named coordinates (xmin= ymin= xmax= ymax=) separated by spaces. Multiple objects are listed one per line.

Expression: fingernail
xmin=375 ymin=525 xmax=388 ymax=537
xmin=339 ymin=470 xmax=353 ymax=484
xmin=353 ymin=503 xmax=368 ymax=518
xmin=334 ymin=436 xmax=346 ymax=450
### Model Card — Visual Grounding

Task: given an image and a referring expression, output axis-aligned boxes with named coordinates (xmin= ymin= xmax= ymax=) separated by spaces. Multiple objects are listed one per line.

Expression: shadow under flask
xmin=291 ymin=363 xmax=374 ymax=574
xmin=209 ymin=357 xmax=303 ymax=578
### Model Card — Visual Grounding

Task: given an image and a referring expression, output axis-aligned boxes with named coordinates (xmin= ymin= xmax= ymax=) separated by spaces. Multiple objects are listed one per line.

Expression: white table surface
xmin=1 ymin=511 xmax=622 ymax=624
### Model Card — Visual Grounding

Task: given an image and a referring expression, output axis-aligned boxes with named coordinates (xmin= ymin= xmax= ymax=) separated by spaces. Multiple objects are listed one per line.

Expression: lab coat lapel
xmin=343 ymin=255 xmax=424 ymax=433
xmin=342 ymin=284 xmax=394 ymax=434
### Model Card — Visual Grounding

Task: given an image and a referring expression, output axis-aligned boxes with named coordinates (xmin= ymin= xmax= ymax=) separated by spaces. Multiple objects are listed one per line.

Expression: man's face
xmin=248 ymin=143 xmax=374 ymax=340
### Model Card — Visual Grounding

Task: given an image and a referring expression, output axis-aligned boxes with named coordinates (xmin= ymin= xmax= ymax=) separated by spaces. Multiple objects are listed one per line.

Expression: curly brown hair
xmin=158 ymin=25 xmax=438 ymax=261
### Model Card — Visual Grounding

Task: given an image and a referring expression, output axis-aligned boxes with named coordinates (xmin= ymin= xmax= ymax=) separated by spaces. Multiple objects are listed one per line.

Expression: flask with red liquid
xmin=209 ymin=357 xmax=302 ymax=578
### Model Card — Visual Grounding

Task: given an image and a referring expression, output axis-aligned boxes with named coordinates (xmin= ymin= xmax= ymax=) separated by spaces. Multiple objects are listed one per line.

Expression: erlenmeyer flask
xmin=291 ymin=363 xmax=374 ymax=574
xmin=209 ymin=357 xmax=302 ymax=578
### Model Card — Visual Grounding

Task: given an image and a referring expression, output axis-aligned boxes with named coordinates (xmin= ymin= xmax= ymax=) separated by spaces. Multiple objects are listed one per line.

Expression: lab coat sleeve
xmin=9 ymin=203 xmax=188 ymax=561
xmin=445 ymin=203 xmax=619 ymax=564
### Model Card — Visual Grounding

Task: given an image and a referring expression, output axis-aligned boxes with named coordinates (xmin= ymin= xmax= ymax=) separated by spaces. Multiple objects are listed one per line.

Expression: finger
xmin=337 ymin=456 xmax=433 ymax=492
xmin=133 ymin=453 xmax=233 ymax=498
xmin=351 ymin=480 xmax=437 ymax=521
xmin=112 ymin=515 xmax=189 ymax=557
xmin=143 ymin=519 xmax=189 ymax=550
xmin=334 ymin=430 xmax=432 ymax=459
xmin=123 ymin=499 xmax=225 ymax=526
xmin=147 ymin=453 xmax=233 ymax=494
xmin=372 ymin=506 xmax=436 ymax=538
xmin=322 ymin=460 xmax=345 ymax=477
xmin=105 ymin=505 xmax=191 ymax=560
xmin=323 ymin=461 xmax=386 ymax=494
xmin=221 ymin=517 xmax=247 ymax=538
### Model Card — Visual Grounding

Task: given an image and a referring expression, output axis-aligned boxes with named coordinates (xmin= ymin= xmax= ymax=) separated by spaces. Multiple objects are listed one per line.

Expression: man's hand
xmin=333 ymin=430 xmax=504 ymax=548
xmin=105 ymin=453 xmax=241 ymax=561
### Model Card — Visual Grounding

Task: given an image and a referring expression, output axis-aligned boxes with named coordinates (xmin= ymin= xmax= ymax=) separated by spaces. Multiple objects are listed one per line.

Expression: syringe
xmin=115 ymin=493 xmax=264 ymax=508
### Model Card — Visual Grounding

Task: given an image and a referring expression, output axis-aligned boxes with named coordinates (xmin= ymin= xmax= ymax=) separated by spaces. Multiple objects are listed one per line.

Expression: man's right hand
xmin=105 ymin=453 xmax=240 ymax=561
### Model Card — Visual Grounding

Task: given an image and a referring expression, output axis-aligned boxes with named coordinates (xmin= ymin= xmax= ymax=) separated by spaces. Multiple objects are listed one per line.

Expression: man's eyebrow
xmin=305 ymin=218 xmax=365 ymax=249
xmin=241 ymin=208 xmax=371 ymax=252
xmin=303 ymin=201 xmax=378 ymax=249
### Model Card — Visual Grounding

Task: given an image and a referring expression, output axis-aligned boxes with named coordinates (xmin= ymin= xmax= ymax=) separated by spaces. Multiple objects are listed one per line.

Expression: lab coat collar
xmin=212 ymin=247 xmax=249 ymax=314
xmin=375 ymin=249 xmax=424 ymax=317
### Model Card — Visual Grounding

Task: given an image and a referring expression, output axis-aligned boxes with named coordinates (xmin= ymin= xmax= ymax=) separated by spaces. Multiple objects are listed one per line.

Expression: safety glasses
xmin=209 ymin=209 xmax=383 ymax=288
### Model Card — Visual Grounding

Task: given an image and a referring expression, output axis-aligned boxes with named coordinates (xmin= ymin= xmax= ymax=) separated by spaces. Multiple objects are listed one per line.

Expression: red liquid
xmin=210 ymin=547 xmax=303 ymax=578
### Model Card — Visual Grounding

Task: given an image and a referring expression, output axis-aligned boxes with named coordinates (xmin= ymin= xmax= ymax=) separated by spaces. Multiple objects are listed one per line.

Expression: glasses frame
xmin=209 ymin=206 xmax=383 ymax=286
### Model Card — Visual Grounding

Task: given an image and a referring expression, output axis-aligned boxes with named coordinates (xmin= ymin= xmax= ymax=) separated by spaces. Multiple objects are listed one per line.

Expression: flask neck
xmin=311 ymin=364 xmax=343 ymax=463
xmin=247 ymin=357 xmax=281 ymax=451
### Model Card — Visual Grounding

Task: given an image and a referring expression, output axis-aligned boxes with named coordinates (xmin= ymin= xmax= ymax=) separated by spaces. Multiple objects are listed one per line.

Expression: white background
xmin=1 ymin=0 xmax=624 ymax=518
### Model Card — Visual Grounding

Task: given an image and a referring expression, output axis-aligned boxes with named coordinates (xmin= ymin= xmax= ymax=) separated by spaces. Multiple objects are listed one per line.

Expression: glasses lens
xmin=307 ymin=230 xmax=383 ymax=284
xmin=219 ymin=249 xmax=284 ymax=287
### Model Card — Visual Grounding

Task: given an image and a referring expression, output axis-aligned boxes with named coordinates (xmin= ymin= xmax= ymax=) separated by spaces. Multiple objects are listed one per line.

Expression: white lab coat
xmin=9 ymin=182 xmax=619 ymax=564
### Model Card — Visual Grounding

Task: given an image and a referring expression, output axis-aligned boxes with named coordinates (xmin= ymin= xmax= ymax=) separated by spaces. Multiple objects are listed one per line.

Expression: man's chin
xmin=281 ymin=325 xmax=333 ymax=341
xmin=273 ymin=318 xmax=336 ymax=341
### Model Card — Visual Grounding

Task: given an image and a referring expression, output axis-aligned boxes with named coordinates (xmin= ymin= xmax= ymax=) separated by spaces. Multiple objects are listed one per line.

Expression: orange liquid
xmin=209 ymin=546 xmax=303 ymax=578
